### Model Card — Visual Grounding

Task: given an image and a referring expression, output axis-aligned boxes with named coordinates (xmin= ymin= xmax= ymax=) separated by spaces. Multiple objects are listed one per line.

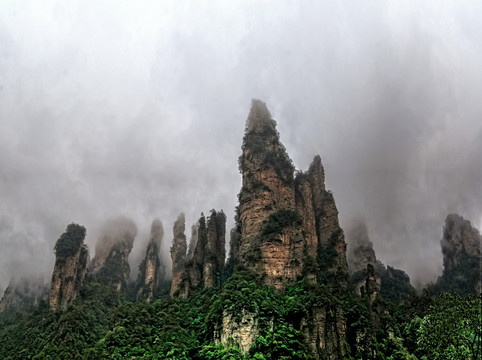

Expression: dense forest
xmin=0 ymin=267 xmax=480 ymax=359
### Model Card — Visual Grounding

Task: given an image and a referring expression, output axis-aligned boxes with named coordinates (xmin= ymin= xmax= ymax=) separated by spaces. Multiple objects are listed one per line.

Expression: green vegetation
xmin=427 ymin=254 xmax=481 ymax=295
xmin=415 ymin=293 xmax=481 ymax=360
xmin=96 ymin=243 xmax=131 ymax=292
xmin=261 ymin=209 xmax=302 ymax=237
xmin=239 ymin=125 xmax=295 ymax=185
xmin=54 ymin=223 xmax=86 ymax=259
xmin=0 ymin=264 xmax=480 ymax=359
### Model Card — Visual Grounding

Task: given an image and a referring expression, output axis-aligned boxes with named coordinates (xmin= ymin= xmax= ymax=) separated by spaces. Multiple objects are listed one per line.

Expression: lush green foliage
xmin=261 ymin=209 xmax=302 ymax=237
xmin=415 ymin=293 xmax=481 ymax=360
xmin=0 ymin=266 xmax=480 ymax=359
xmin=427 ymin=254 xmax=481 ymax=295
xmin=54 ymin=223 xmax=86 ymax=259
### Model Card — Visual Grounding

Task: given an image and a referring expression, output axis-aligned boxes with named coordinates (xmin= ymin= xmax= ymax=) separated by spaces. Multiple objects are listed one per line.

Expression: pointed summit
xmin=136 ymin=219 xmax=165 ymax=302
xmin=246 ymin=99 xmax=276 ymax=133
xmin=150 ymin=218 xmax=164 ymax=247
xmin=308 ymin=155 xmax=325 ymax=192
xmin=170 ymin=213 xmax=187 ymax=297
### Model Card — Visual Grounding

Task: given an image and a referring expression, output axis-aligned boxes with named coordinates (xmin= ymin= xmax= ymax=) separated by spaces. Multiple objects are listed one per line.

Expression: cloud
xmin=0 ymin=0 xmax=481 ymax=292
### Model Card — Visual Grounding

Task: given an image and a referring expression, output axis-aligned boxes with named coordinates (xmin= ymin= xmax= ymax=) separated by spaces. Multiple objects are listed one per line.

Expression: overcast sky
xmin=1 ymin=0 xmax=481 ymax=292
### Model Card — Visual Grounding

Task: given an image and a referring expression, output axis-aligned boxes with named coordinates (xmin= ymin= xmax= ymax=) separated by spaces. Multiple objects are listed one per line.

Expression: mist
xmin=1 ymin=1 xmax=481 ymax=292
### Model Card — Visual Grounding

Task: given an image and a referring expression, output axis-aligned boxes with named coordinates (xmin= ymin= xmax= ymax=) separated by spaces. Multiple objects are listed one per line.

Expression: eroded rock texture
xmin=347 ymin=221 xmax=415 ymax=303
xmin=91 ymin=217 xmax=137 ymax=294
xmin=170 ymin=213 xmax=187 ymax=297
xmin=224 ymin=100 xmax=349 ymax=359
xmin=49 ymin=223 xmax=89 ymax=311
xmin=236 ymin=100 xmax=348 ymax=290
xmin=136 ymin=219 xmax=165 ymax=302
xmin=434 ymin=213 xmax=482 ymax=294
xmin=215 ymin=310 xmax=260 ymax=354
xmin=173 ymin=210 xmax=226 ymax=297
xmin=442 ymin=213 xmax=481 ymax=270
xmin=301 ymin=306 xmax=348 ymax=359
xmin=0 ymin=277 xmax=48 ymax=313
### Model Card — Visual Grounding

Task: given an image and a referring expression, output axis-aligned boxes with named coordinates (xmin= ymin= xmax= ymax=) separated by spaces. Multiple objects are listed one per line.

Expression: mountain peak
xmin=246 ymin=99 xmax=276 ymax=133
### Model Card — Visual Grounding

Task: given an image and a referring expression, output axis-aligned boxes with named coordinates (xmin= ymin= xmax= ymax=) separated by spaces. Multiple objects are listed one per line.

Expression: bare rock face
xmin=92 ymin=217 xmax=137 ymax=294
xmin=49 ymin=223 xmax=89 ymax=311
xmin=215 ymin=310 xmax=260 ymax=353
xmin=347 ymin=222 xmax=377 ymax=275
xmin=301 ymin=306 xmax=348 ymax=359
xmin=347 ymin=222 xmax=415 ymax=303
xmin=227 ymin=100 xmax=349 ymax=359
xmin=347 ymin=222 xmax=382 ymax=296
xmin=136 ymin=219 xmax=165 ymax=302
xmin=360 ymin=264 xmax=379 ymax=303
xmin=170 ymin=213 xmax=187 ymax=297
xmin=173 ymin=210 xmax=226 ymax=297
xmin=236 ymin=99 xmax=348 ymax=288
xmin=435 ymin=213 xmax=482 ymax=294
xmin=441 ymin=213 xmax=481 ymax=270
xmin=0 ymin=277 xmax=48 ymax=313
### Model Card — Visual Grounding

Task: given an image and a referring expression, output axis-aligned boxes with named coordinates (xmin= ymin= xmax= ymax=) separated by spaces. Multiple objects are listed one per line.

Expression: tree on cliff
xmin=54 ymin=223 xmax=86 ymax=259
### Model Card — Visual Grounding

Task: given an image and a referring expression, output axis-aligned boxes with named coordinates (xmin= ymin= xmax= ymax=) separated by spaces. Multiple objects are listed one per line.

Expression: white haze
xmin=0 ymin=1 xmax=481 ymax=292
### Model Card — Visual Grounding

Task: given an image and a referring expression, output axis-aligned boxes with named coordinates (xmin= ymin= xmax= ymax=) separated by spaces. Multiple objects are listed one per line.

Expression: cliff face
xmin=223 ymin=100 xmax=349 ymax=359
xmin=136 ymin=219 xmax=165 ymax=302
xmin=0 ymin=277 xmax=48 ymax=313
xmin=92 ymin=217 xmax=137 ymax=294
xmin=236 ymin=100 xmax=348 ymax=288
xmin=347 ymin=222 xmax=415 ymax=303
xmin=49 ymin=223 xmax=89 ymax=311
xmin=172 ymin=210 xmax=226 ymax=298
xmin=347 ymin=222 xmax=377 ymax=275
xmin=435 ymin=213 xmax=482 ymax=294
xmin=170 ymin=213 xmax=187 ymax=297
xmin=441 ymin=213 xmax=481 ymax=270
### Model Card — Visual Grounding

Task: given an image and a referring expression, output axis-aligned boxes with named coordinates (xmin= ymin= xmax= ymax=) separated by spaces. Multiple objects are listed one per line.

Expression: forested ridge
xmin=0 ymin=267 xmax=480 ymax=359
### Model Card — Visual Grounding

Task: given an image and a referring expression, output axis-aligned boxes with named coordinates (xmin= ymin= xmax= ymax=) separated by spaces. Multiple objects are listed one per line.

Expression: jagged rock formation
xmin=347 ymin=221 xmax=415 ymax=303
xmin=91 ymin=217 xmax=137 ymax=294
xmin=187 ymin=223 xmax=198 ymax=261
xmin=0 ymin=277 xmax=48 ymax=313
xmin=176 ymin=210 xmax=226 ymax=297
xmin=300 ymin=305 xmax=348 ymax=359
xmin=223 ymin=100 xmax=349 ymax=359
xmin=432 ymin=213 xmax=481 ymax=294
xmin=347 ymin=222 xmax=378 ymax=274
xmin=235 ymin=99 xmax=348 ymax=289
xmin=136 ymin=219 xmax=165 ymax=302
xmin=170 ymin=213 xmax=187 ymax=297
xmin=347 ymin=222 xmax=382 ymax=296
xmin=360 ymin=264 xmax=379 ymax=303
xmin=217 ymin=310 xmax=260 ymax=353
xmin=49 ymin=223 xmax=89 ymax=311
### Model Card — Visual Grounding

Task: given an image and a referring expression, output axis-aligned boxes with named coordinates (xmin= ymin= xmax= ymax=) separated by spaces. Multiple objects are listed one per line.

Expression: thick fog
xmin=1 ymin=1 xmax=481 ymax=292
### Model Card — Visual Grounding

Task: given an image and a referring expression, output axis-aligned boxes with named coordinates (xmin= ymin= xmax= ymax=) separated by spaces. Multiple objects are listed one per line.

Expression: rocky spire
xmin=435 ymin=213 xmax=482 ymax=294
xmin=92 ymin=217 xmax=137 ymax=294
xmin=136 ymin=219 xmax=165 ymax=302
xmin=174 ymin=210 xmax=226 ymax=298
xmin=361 ymin=264 xmax=379 ymax=303
xmin=170 ymin=213 xmax=187 ymax=297
xmin=1 ymin=277 xmax=48 ymax=313
xmin=442 ymin=213 xmax=481 ymax=271
xmin=236 ymin=100 xmax=348 ymax=288
xmin=226 ymin=100 xmax=351 ymax=358
xmin=347 ymin=222 xmax=378 ymax=275
xmin=49 ymin=223 xmax=89 ymax=311
xmin=306 ymin=155 xmax=349 ymax=282
xmin=204 ymin=210 xmax=226 ymax=288
xmin=347 ymin=221 xmax=415 ymax=302
xmin=245 ymin=99 xmax=277 ymax=133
